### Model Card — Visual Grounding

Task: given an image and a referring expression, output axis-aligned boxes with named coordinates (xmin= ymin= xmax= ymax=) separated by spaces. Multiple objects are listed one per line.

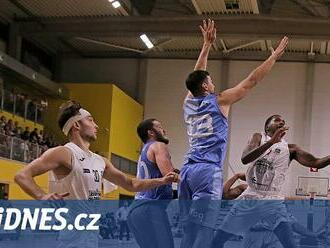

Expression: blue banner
xmin=0 ymin=200 xmax=329 ymax=248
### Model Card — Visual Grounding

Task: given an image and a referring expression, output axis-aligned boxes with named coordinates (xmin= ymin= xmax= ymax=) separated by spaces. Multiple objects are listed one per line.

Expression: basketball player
xmin=179 ymin=19 xmax=288 ymax=248
xmin=14 ymin=101 xmax=178 ymax=200
xmin=220 ymin=171 xmax=324 ymax=248
xmin=212 ymin=114 xmax=330 ymax=248
xmin=128 ymin=118 xmax=178 ymax=248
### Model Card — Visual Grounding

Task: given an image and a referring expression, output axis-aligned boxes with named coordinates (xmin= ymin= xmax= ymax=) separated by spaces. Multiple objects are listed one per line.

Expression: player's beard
xmin=153 ymin=128 xmax=169 ymax=144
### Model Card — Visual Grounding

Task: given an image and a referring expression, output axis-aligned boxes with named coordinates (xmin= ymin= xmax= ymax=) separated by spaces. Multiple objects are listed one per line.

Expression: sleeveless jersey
xmin=241 ymin=133 xmax=290 ymax=199
xmin=49 ymin=142 xmax=106 ymax=200
xmin=183 ymin=93 xmax=228 ymax=166
xmin=135 ymin=141 xmax=173 ymax=200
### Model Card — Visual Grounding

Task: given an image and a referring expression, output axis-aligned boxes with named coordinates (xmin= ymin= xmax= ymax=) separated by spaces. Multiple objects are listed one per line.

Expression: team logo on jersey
xmin=92 ymin=170 xmax=100 ymax=182
xmin=88 ymin=189 xmax=101 ymax=200
xmin=275 ymin=148 xmax=281 ymax=154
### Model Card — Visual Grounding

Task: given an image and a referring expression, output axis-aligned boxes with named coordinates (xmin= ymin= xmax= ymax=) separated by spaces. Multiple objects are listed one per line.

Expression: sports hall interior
xmin=0 ymin=0 xmax=329 ymax=200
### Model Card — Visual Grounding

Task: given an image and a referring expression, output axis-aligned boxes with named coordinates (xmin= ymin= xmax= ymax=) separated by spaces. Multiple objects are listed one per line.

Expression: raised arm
xmin=14 ymin=146 xmax=71 ymax=200
xmin=102 ymin=158 xmax=178 ymax=192
xmin=241 ymin=127 xmax=288 ymax=164
xmin=218 ymin=37 xmax=288 ymax=111
xmin=194 ymin=19 xmax=216 ymax=71
xmin=289 ymin=144 xmax=330 ymax=169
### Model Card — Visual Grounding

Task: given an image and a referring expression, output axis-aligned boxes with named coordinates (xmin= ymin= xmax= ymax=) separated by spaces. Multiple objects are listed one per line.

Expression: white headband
xmin=62 ymin=108 xmax=91 ymax=136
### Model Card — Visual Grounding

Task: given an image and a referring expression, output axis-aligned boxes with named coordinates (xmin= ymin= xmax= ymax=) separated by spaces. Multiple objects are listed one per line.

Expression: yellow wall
xmin=0 ymin=159 xmax=48 ymax=200
xmin=0 ymin=110 xmax=43 ymax=131
xmin=65 ymin=83 xmax=113 ymax=157
xmin=109 ymin=85 xmax=143 ymax=162
xmin=103 ymin=85 xmax=143 ymax=199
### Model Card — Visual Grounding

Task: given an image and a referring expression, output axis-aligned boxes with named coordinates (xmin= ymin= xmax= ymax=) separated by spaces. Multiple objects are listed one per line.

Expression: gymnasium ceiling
xmin=1 ymin=0 xmax=330 ymax=62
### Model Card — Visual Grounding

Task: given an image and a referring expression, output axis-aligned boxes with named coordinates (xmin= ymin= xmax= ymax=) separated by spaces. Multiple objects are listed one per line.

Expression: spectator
xmin=19 ymin=140 xmax=29 ymax=162
xmin=116 ymin=201 xmax=130 ymax=242
xmin=46 ymin=135 xmax=56 ymax=148
xmin=106 ymin=212 xmax=116 ymax=239
xmin=0 ymin=116 xmax=6 ymax=128
xmin=21 ymin=127 xmax=30 ymax=141
xmin=12 ymin=121 xmax=19 ymax=135
xmin=37 ymin=129 xmax=44 ymax=145
xmin=29 ymin=128 xmax=38 ymax=143
xmin=14 ymin=127 xmax=23 ymax=138
xmin=99 ymin=213 xmax=116 ymax=240
xmin=4 ymin=119 xmax=14 ymax=136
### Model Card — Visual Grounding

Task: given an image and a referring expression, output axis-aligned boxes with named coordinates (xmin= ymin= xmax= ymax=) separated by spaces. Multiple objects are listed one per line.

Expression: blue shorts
xmin=178 ymin=162 xmax=223 ymax=229
xmin=178 ymin=162 xmax=223 ymax=200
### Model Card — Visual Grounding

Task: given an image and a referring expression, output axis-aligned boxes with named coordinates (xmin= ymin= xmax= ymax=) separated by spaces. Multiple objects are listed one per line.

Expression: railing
xmin=0 ymin=133 xmax=48 ymax=163
xmin=0 ymin=89 xmax=46 ymax=124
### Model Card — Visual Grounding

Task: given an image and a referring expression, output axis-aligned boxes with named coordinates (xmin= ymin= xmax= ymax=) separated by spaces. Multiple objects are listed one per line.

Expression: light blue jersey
xmin=179 ymin=93 xmax=228 ymax=226
xmin=135 ymin=141 xmax=173 ymax=200
xmin=183 ymin=93 xmax=228 ymax=167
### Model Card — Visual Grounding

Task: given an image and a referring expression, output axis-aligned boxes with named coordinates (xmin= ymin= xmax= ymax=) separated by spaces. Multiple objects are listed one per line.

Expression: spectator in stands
xmin=116 ymin=201 xmax=130 ymax=242
xmin=21 ymin=127 xmax=30 ymax=141
xmin=37 ymin=129 xmax=44 ymax=145
xmin=99 ymin=212 xmax=116 ymax=240
xmin=29 ymin=128 xmax=38 ymax=143
xmin=14 ymin=127 xmax=23 ymax=138
xmin=13 ymin=121 xmax=19 ymax=130
xmin=45 ymin=134 xmax=56 ymax=148
xmin=0 ymin=116 xmax=6 ymax=128
xmin=12 ymin=121 xmax=19 ymax=136
xmin=19 ymin=140 xmax=29 ymax=162
xmin=106 ymin=212 xmax=116 ymax=239
xmin=4 ymin=119 xmax=14 ymax=136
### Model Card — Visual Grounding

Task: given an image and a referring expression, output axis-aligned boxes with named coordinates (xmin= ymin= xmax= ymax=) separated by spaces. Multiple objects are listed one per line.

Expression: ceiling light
xmin=112 ymin=1 xmax=121 ymax=8
xmin=140 ymin=34 xmax=154 ymax=49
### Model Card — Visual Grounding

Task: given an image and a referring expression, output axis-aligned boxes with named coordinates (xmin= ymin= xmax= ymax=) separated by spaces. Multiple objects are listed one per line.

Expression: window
xmin=111 ymin=153 xmax=137 ymax=176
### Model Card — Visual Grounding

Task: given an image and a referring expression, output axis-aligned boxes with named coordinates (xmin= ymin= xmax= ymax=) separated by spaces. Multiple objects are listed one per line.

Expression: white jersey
xmin=49 ymin=142 xmax=106 ymax=200
xmin=240 ymin=133 xmax=290 ymax=200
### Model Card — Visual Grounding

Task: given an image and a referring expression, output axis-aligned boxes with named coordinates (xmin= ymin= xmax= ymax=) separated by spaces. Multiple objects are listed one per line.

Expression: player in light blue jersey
xmin=128 ymin=118 xmax=179 ymax=248
xmin=135 ymin=118 xmax=177 ymax=200
xmin=178 ymin=19 xmax=289 ymax=248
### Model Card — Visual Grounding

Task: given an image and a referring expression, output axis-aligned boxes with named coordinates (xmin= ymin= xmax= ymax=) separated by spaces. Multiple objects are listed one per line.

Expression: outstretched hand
xmin=162 ymin=171 xmax=180 ymax=184
xmin=199 ymin=19 xmax=216 ymax=45
xmin=271 ymin=36 xmax=289 ymax=60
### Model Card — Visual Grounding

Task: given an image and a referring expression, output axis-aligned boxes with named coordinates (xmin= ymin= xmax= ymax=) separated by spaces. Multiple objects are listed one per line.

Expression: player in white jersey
xmin=14 ymin=100 xmax=178 ymax=200
xmin=212 ymin=114 xmax=330 ymax=248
